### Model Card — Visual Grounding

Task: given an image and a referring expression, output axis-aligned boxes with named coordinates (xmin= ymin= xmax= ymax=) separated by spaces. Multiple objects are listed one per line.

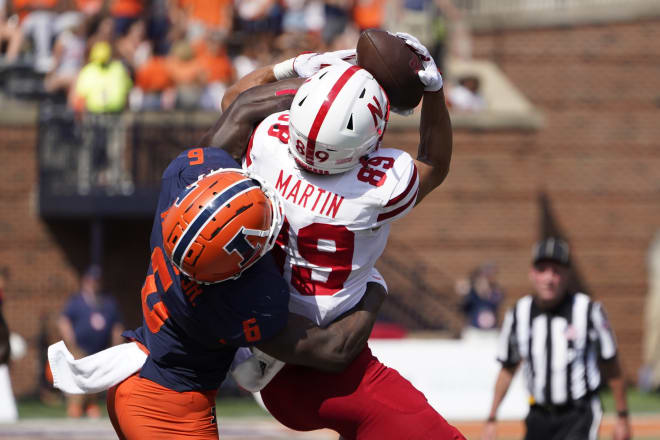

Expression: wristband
xmin=273 ymin=58 xmax=296 ymax=80
xmin=487 ymin=416 xmax=496 ymax=423
xmin=617 ymin=410 xmax=629 ymax=418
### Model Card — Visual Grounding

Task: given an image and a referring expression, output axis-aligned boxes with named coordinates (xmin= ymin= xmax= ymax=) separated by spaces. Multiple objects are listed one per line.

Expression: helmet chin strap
xmin=242 ymin=228 xmax=269 ymax=237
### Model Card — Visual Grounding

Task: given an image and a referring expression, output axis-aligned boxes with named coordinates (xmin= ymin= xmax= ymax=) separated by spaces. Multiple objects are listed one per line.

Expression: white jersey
xmin=244 ymin=111 xmax=419 ymax=326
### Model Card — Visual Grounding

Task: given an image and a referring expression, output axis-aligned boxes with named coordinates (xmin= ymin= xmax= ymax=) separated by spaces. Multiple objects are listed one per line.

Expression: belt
xmin=532 ymin=396 xmax=591 ymax=415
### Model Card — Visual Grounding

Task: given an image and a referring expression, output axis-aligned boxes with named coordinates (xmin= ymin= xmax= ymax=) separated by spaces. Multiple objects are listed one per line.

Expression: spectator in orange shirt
xmin=177 ymin=0 xmax=232 ymax=42
xmin=132 ymin=45 xmax=175 ymax=110
xmin=194 ymin=35 xmax=233 ymax=83
xmin=352 ymin=0 xmax=385 ymax=31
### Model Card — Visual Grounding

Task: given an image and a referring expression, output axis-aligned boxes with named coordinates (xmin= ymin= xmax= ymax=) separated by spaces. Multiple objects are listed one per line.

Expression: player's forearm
xmin=301 ymin=282 xmax=386 ymax=372
xmin=258 ymin=282 xmax=386 ymax=372
xmin=328 ymin=282 xmax=386 ymax=362
xmin=201 ymin=79 xmax=302 ymax=159
xmin=415 ymin=88 xmax=452 ymax=203
xmin=221 ymin=65 xmax=278 ymax=111
xmin=256 ymin=313 xmax=337 ymax=370
xmin=487 ymin=365 xmax=516 ymax=421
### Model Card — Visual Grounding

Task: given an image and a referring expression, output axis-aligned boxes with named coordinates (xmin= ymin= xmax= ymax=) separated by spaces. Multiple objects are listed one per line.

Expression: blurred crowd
xmin=0 ymin=0 xmax=487 ymax=113
xmin=0 ymin=0 xmax=448 ymax=112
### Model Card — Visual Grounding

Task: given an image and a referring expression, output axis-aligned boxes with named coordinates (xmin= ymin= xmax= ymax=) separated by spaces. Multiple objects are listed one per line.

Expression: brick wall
xmin=378 ymin=18 xmax=660 ymax=380
xmin=1 ymin=18 xmax=658 ymax=396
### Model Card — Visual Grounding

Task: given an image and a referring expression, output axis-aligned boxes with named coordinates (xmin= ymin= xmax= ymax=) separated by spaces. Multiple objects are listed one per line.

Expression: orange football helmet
xmin=162 ymin=168 xmax=283 ymax=284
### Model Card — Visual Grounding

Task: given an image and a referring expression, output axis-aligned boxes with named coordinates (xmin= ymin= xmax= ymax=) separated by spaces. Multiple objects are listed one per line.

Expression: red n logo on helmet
xmin=367 ymin=96 xmax=383 ymax=129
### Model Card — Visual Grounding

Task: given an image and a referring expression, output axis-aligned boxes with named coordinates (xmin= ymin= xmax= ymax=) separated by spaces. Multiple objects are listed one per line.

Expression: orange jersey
xmin=136 ymin=57 xmax=172 ymax=92
xmin=352 ymin=0 xmax=385 ymax=30
xmin=178 ymin=0 xmax=231 ymax=28
xmin=194 ymin=42 xmax=233 ymax=83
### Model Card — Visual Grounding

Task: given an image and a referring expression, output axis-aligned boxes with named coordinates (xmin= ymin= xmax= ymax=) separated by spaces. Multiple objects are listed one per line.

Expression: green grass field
xmin=16 ymin=389 xmax=660 ymax=440
xmin=19 ymin=388 xmax=660 ymax=419
xmin=17 ymin=395 xmax=269 ymax=419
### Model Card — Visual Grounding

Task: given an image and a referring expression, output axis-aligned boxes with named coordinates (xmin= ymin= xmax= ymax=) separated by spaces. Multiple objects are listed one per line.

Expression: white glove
xmin=394 ymin=32 xmax=443 ymax=92
xmin=230 ymin=347 xmax=285 ymax=392
xmin=273 ymin=49 xmax=357 ymax=80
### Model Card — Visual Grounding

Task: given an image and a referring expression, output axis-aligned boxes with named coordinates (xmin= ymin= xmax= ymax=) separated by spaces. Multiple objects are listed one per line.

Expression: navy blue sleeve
xmin=212 ymin=254 xmax=290 ymax=348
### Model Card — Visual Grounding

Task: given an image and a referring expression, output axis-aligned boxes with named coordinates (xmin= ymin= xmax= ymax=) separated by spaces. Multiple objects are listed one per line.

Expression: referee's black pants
xmin=524 ymin=395 xmax=602 ymax=440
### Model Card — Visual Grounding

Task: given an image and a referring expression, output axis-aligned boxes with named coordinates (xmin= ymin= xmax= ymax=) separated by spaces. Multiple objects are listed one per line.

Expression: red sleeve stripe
xmin=275 ymin=89 xmax=297 ymax=96
xmin=377 ymin=188 xmax=418 ymax=222
xmin=244 ymin=121 xmax=263 ymax=167
xmin=385 ymin=164 xmax=418 ymax=207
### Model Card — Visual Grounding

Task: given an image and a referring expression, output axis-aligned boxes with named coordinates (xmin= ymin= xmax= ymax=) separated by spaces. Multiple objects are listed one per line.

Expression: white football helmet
xmin=288 ymin=63 xmax=390 ymax=174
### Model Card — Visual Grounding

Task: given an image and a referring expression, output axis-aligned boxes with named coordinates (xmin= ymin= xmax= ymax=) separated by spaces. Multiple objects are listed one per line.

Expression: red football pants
xmin=107 ymin=374 xmax=218 ymax=440
xmin=260 ymin=345 xmax=466 ymax=440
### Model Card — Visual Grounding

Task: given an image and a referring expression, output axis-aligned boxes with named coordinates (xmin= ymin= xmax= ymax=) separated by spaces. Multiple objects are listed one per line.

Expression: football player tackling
xmin=50 ymin=84 xmax=389 ymax=440
xmin=219 ymin=34 xmax=465 ymax=440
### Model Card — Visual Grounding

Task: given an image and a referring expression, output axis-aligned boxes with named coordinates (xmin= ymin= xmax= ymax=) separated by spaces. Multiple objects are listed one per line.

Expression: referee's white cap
xmin=532 ymin=237 xmax=570 ymax=266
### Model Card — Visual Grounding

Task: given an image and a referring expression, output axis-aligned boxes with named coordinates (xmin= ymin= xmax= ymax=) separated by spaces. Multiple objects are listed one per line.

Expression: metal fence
xmin=37 ymin=103 xmax=212 ymax=215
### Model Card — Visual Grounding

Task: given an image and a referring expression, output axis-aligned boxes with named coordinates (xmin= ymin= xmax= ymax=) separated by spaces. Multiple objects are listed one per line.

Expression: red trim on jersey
xmin=385 ymin=164 xmax=418 ymax=207
xmin=305 ymin=65 xmax=361 ymax=165
xmin=377 ymin=189 xmax=419 ymax=222
xmin=244 ymin=121 xmax=263 ymax=167
xmin=275 ymin=89 xmax=297 ymax=96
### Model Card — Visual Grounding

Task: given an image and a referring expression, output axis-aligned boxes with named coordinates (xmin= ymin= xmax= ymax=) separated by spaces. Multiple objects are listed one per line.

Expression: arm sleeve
xmin=590 ymin=301 xmax=618 ymax=360
xmin=223 ymin=260 xmax=290 ymax=347
xmin=496 ymin=307 xmax=520 ymax=367
xmin=374 ymin=156 xmax=419 ymax=226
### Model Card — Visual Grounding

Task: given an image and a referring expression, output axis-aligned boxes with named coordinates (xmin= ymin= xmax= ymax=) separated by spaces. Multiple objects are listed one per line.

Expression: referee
xmin=482 ymin=237 xmax=631 ymax=440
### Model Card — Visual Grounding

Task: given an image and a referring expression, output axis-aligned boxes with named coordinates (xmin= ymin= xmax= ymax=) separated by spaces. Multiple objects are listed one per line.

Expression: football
xmin=356 ymin=29 xmax=425 ymax=110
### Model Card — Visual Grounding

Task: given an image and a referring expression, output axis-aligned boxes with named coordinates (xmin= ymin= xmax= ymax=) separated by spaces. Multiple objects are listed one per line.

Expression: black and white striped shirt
xmin=497 ymin=292 xmax=617 ymax=406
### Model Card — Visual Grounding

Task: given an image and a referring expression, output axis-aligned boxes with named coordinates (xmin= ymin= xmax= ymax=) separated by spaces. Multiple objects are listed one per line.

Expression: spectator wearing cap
xmin=57 ymin=265 xmax=124 ymax=418
xmin=481 ymin=237 xmax=631 ymax=440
